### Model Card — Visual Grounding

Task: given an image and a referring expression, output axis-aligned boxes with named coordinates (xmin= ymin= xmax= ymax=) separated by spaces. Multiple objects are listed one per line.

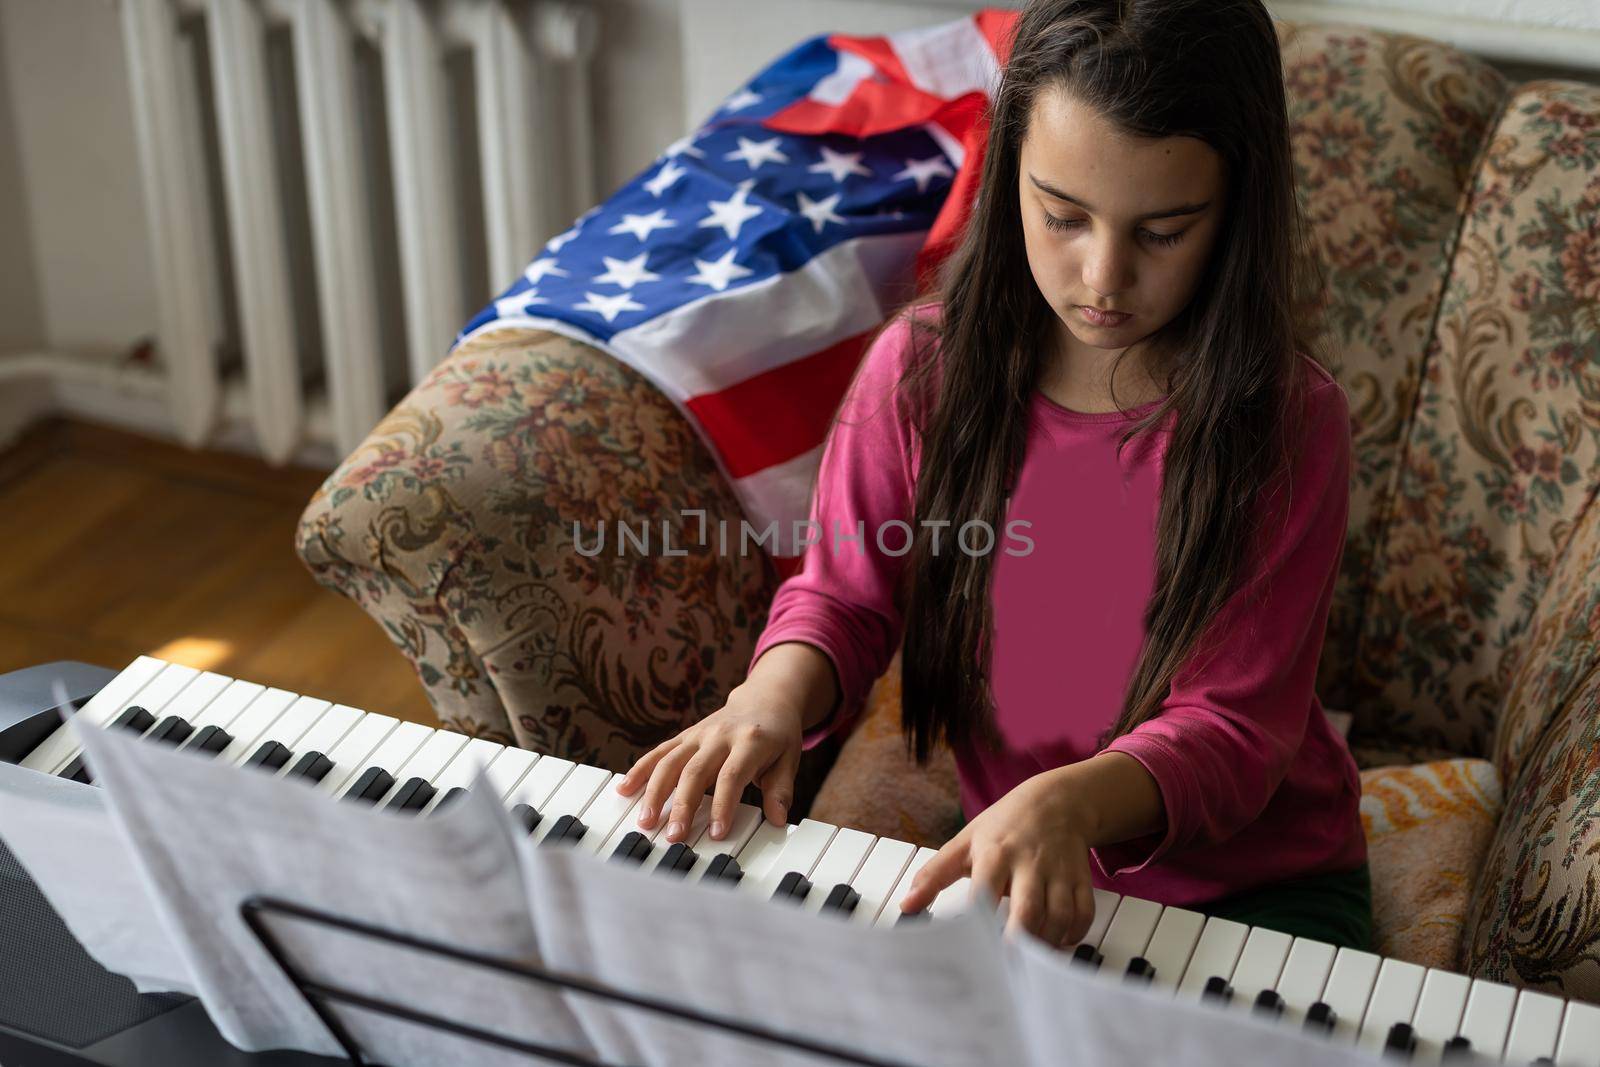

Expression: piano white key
xmin=1097 ymin=896 xmax=1164 ymax=977
xmin=231 ymin=697 xmax=332 ymax=768
xmin=744 ymin=818 xmax=835 ymax=898
xmin=313 ymin=713 xmax=401 ymax=794
xmin=596 ymin=795 xmax=669 ymax=860
xmin=1228 ymin=927 xmax=1293 ymax=1013
xmin=926 ymin=877 xmax=974 ymax=918
xmin=23 ymin=656 xmax=169 ymax=773
xmin=526 ymin=763 xmax=612 ymax=844
xmin=416 ymin=737 xmax=506 ymax=813
xmin=1504 ymin=989 xmax=1566 ymax=1064
xmin=567 ymin=772 xmax=640 ymax=851
xmin=1408 ymin=968 xmax=1470 ymax=1065
xmin=215 ymin=688 xmax=300 ymax=765
xmin=152 ymin=671 xmax=232 ymax=731
xmin=376 ymin=729 xmax=471 ymax=807
xmin=1176 ymin=917 xmax=1250 ymax=1001
xmin=801 ymin=828 xmax=875 ymax=915
xmin=483 ymin=748 xmax=540 ymax=799
xmin=1456 ymin=978 xmax=1518 ymax=1061
xmin=844 ymin=837 xmax=916 ymax=925
xmin=875 ymin=847 xmax=939 ymax=928
xmin=1555 ymin=999 xmax=1600 ymax=1067
xmin=681 ymin=804 xmax=763 ymax=880
xmin=1075 ymin=889 xmax=1122 ymax=953
xmin=1274 ymin=938 xmax=1337 ymax=1027
xmin=732 ymin=816 xmax=800 ymax=886
xmin=504 ymin=754 xmax=575 ymax=811
xmin=45 ymin=660 xmax=201 ymax=774
xmin=1318 ymin=948 xmax=1382 ymax=1044
xmin=330 ymin=721 xmax=432 ymax=798
xmin=173 ymin=679 xmax=266 ymax=740
xmin=1139 ymin=906 xmax=1206 ymax=991
xmin=1356 ymin=958 xmax=1426 ymax=1054
xmin=275 ymin=705 xmax=366 ymax=778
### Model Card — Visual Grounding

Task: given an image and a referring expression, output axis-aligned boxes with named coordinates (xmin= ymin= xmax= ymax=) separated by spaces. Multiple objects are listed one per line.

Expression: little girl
xmin=616 ymin=0 xmax=1370 ymax=952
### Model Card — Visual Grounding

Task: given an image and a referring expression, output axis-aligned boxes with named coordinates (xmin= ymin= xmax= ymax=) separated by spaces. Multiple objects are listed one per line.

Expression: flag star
xmin=661 ymin=133 xmax=705 ymax=160
xmin=720 ymin=88 xmax=763 ymax=113
xmin=523 ymin=256 xmax=569 ymax=284
xmin=686 ymin=247 xmax=755 ymax=292
xmin=609 ymin=208 xmax=677 ymax=242
xmin=644 ymin=159 xmax=687 ymax=198
xmin=573 ymin=290 xmax=646 ymax=323
xmin=495 ymin=287 xmax=548 ymax=317
xmin=796 ymin=190 xmax=847 ymax=234
xmin=698 ymin=180 xmax=764 ymax=240
xmin=546 ymin=225 xmax=581 ymax=254
xmin=809 ymin=146 xmax=873 ymax=183
xmin=894 ymin=156 xmax=955 ymax=193
xmin=724 ymin=135 xmax=789 ymax=171
xmin=593 ymin=252 xmax=661 ymax=290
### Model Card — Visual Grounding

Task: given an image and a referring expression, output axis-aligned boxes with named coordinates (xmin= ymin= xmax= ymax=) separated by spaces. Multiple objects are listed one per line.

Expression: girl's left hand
xmin=894 ymin=766 xmax=1098 ymax=948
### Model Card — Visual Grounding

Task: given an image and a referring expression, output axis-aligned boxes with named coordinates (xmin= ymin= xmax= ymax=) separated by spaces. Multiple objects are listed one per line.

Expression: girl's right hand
xmin=613 ymin=681 xmax=805 ymax=845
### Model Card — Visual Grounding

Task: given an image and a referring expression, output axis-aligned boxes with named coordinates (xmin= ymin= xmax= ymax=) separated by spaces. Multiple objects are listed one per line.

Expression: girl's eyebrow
xmin=1028 ymin=173 xmax=1210 ymax=220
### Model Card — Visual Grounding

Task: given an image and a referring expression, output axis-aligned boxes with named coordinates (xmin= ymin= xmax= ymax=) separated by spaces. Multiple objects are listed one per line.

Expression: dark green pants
xmin=1194 ymin=862 xmax=1373 ymax=952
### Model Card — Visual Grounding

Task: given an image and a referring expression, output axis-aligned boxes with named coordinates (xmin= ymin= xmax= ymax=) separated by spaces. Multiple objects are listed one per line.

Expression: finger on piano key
xmin=410 ymin=737 xmax=506 ymax=811
xmin=1096 ymin=896 xmax=1164 ymax=978
xmin=745 ymin=819 xmax=835 ymax=899
xmin=875 ymin=847 xmax=939 ymax=928
xmin=330 ymin=722 xmax=432 ymax=799
xmin=840 ymin=838 xmax=916 ymax=925
xmin=232 ymin=697 xmax=332 ymax=770
xmin=1555 ymin=999 xmax=1600 ymax=1067
xmin=1356 ymin=958 xmax=1426 ymax=1054
xmin=597 ymin=796 xmax=670 ymax=861
xmin=22 ymin=656 xmax=168 ymax=774
xmin=682 ymin=804 xmax=764 ymax=882
xmin=801 ymin=828 xmax=875 ymax=915
xmin=644 ymin=796 xmax=717 ymax=871
xmin=1228 ymin=927 xmax=1293 ymax=1014
xmin=36 ymin=659 xmax=197 ymax=776
xmin=1404 ymin=968 xmax=1469 ymax=1065
xmin=1175 ymin=916 xmax=1250 ymax=1002
xmin=1454 ymin=978 xmax=1518 ymax=1061
xmin=1503 ymin=989 xmax=1566 ymax=1065
xmin=1138 ymin=906 xmax=1206 ymax=993
xmin=926 ymin=876 xmax=977 ymax=919
xmin=214 ymin=689 xmax=300 ymax=765
xmin=1059 ymin=889 xmax=1123 ymax=965
xmin=527 ymin=764 xmax=612 ymax=846
xmin=1270 ymin=938 xmax=1337 ymax=1028
xmin=1312 ymin=947 xmax=1381 ymax=1044
xmin=374 ymin=731 xmax=471 ymax=810
xmin=274 ymin=705 xmax=365 ymax=780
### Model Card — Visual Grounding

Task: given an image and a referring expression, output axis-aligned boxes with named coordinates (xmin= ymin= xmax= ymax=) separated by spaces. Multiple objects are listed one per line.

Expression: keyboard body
xmin=3 ymin=657 xmax=1598 ymax=1067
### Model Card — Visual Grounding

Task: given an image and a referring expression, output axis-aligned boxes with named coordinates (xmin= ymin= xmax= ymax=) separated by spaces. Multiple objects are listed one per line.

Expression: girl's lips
xmin=1078 ymin=305 xmax=1131 ymax=327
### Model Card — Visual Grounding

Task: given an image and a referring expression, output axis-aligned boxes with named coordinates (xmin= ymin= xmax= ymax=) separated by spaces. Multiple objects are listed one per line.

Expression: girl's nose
xmin=1081 ymin=235 xmax=1136 ymax=300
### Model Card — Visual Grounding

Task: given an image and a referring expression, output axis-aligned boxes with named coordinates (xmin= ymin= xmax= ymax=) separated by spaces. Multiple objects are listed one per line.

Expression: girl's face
xmin=1017 ymin=85 xmax=1227 ymax=370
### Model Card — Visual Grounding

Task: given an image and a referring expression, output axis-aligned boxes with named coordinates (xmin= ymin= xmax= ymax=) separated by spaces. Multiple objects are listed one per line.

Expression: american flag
xmin=455 ymin=9 xmax=1018 ymax=577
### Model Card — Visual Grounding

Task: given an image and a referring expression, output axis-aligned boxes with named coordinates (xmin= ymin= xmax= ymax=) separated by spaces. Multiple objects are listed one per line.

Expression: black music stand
xmin=240 ymin=896 xmax=924 ymax=1067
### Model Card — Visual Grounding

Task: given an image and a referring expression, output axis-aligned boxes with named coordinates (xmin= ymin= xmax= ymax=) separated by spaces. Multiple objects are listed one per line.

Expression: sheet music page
xmin=73 ymin=720 xmax=597 ymax=1066
xmin=0 ymin=761 xmax=196 ymax=994
xmin=1006 ymin=929 xmax=1380 ymax=1067
xmin=516 ymin=840 xmax=1029 ymax=1067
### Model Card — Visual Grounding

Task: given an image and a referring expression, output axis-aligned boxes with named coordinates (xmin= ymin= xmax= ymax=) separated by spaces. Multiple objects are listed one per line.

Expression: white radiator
xmin=10 ymin=0 xmax=598 ymax=465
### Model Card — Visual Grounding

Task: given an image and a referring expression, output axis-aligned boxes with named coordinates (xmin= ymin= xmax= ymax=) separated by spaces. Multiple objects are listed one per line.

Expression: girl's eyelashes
xmin=1041 ymin=212 xmax=1187 ymax=247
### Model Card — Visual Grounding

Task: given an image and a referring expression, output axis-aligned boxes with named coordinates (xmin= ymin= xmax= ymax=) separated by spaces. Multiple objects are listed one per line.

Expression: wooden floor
xmin=0 ymin=418 xmax=437 ymax=726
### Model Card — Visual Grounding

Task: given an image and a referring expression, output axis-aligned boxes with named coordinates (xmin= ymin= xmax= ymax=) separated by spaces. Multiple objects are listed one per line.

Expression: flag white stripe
xmin=888 ymin=18 xmax=1001 ymax=100
xmin=810 ymin=49 xmax=875 ymax=106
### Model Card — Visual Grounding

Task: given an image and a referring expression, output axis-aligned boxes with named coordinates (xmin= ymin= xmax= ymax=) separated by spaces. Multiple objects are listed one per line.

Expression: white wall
xmin=0 ymin=3 xmax=41 ymax=352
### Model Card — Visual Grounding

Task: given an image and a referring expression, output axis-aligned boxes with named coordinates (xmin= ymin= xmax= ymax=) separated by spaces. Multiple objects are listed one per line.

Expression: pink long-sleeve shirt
xmin=747 ymin=308 xmax=1366 ymax=905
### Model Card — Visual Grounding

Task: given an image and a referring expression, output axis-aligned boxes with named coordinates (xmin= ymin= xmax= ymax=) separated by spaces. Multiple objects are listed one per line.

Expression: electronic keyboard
xmin=3 ymin=656 xmax=1598 ymax=1067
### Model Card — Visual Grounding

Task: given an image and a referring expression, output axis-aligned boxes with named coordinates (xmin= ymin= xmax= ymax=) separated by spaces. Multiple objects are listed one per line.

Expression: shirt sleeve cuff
xmin=1089 ymin=735 xmax=1197 ymax=878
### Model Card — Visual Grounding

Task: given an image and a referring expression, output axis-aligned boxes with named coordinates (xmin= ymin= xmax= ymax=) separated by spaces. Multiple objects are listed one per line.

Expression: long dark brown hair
xmin=819 ymin=0 xmax=1331 ymax=763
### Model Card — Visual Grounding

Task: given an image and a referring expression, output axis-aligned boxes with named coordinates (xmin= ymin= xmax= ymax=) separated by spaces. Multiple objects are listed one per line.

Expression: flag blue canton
xmin=455 ymin=35 xmax=957 ymax=346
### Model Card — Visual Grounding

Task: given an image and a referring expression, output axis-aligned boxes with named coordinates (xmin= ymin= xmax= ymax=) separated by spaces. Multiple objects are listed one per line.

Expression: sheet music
xmin=71 ymin=720 xmax=596 ymax=1066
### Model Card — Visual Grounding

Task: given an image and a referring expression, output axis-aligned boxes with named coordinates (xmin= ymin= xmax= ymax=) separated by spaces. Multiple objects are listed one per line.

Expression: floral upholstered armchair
xmin=296 ymin=22 xmax=1600 ymax=1002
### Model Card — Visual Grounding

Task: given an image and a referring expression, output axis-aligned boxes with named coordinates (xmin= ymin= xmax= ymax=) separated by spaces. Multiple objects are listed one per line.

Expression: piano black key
xmin=541 ymin=814 xmax=587 ymax=846
xmin=610 ymin=830 xmax=651 ymax=863
xmin=434 ymin=786 xmax=469 ymax=811
xmin=244 ymin=740 xmax=292 ymax=771
xmin=285 ymin=751 xmax=334 ymax=783
xmin=188 ymin=725 xmax=234 ymax=756
xmin=59 ymin=755 xmax=93 ymax=783
xmin=772 ymin=871 xmax=811 ymax=904
xmin=512 ymin=803 xmax=543 ymax=835
xmin=895 ymin=909 xmax=929 ymax=926
xmin=343 ymin=767 xmax=395 ymax=804
xmin=1441 ymin=1036 xmax=1472 ymax=1059
xmin=821 ymin=883 xmax=859 ymax=916
xmin=1304 ymin=1001 xmax=1337 ymax=1035
xmin=1124 ymin=957 xmax=1155 ymax=984
xmin=1072 ymin=943 xmax=1103 ymax=969
xmin=145 ymin=715 xmax=193 ymax=746
xmin=388 ymin=776 xmax=437 ymax=813
xmin=1384 ymin=1022 xmax=1416 ymax=1059
xmin=702 ymin=853 xmax=742 ymax=885
xmin=657 ymin=841 xmax=698 ymax=876
xmin=1252 ymin=989 xmax=1285 ymax=1018
xmin=1201 ymin=976 xmax=1233 ymax=1004
xmin=110 ymin=706 xmax=156 ymax=733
